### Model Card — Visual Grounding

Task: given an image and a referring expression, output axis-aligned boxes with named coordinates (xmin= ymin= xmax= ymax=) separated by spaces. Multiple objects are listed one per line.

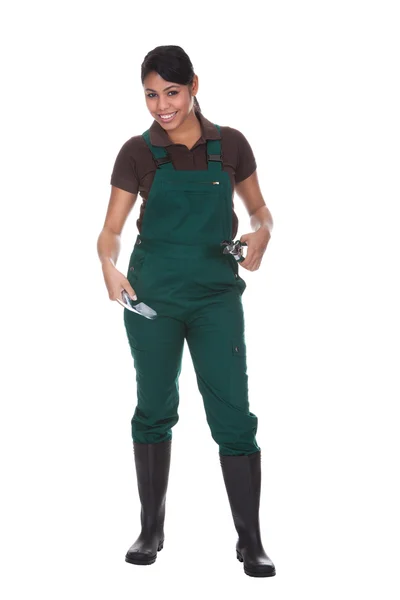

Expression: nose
xmin=157 ymin=105 xmax=172 ymax=113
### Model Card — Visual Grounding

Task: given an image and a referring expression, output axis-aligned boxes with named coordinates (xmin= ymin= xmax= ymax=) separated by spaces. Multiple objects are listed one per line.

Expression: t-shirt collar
xmin=149 ymin=110 xmax=221 ymax=147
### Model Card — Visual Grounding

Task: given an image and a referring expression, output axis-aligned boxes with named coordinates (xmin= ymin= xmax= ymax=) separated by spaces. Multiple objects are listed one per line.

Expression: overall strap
xmin=207 ymin=124 xmax=223 ymax=173
xmin=142 ymin=129 xmax=174 ymax=170
xmin=141 ymin=124 xmax=223 ymax=172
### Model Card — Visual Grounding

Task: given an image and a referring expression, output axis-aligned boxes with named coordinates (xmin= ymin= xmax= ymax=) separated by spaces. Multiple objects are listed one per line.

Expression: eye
xmin=146 ymin=91 xmax=179 ymax=98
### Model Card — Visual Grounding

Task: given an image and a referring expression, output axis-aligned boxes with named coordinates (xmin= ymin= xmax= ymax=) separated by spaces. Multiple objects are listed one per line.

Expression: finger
xmin=241 ymin=255 xmax=258 ymax=270
xmin=121 ymin=278 xmax=137 ymax=300
xmin=240 ymin=254 xmax=253 ymax=269
xmin=248 ymin=257 xmax=262 ymax=271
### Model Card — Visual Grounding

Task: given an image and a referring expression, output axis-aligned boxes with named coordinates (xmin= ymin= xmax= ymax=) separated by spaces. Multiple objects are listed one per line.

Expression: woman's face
xmin=143 ymin=71 xmax=198 ymax=129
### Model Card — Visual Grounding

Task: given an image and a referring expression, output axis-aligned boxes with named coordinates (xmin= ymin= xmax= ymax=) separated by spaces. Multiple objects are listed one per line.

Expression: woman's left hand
xmin=239 ymin=229 xmax=271 ymax=271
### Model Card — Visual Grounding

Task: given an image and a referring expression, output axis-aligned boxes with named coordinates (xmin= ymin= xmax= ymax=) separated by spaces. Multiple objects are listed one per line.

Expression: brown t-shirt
xmin=110 ymin=110 xmax=257 ymax=239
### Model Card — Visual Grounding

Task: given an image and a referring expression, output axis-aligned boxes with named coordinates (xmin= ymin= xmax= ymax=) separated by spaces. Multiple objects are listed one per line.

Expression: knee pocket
xmin=232 ymin=340 xmax=246 ymax=357
xmin=230 ymin=338 xmax=249 ymax=402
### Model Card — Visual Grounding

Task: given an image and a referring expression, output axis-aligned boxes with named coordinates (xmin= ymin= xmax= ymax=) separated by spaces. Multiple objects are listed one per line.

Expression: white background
xmin=1 ymin=0 xmax=399 ymax=597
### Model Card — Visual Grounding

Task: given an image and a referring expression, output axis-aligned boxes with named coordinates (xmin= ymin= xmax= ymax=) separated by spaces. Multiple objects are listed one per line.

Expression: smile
xmin=158 ymin=111 xmax=177 ymax=122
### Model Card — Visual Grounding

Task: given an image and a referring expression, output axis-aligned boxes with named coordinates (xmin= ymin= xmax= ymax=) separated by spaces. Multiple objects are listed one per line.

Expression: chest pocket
xmin=160 ymin=180 xmax=221 ymax=216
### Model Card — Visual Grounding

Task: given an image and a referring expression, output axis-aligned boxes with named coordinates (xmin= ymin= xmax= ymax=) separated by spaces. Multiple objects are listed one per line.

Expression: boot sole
xmin=236 ymin=550 xmax=276 ymax=577
xmin=125 ymin=540 xmax=164 ymax=565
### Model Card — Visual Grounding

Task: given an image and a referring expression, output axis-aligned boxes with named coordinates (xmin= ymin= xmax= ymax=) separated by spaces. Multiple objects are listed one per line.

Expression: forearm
xmin=97 ymin=227 xmax=121 ymax=270
xmin=250 ymin=205 xmax=273 ymax=235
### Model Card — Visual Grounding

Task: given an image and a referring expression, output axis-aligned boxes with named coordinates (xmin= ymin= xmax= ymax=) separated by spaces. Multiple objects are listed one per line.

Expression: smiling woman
xmin=98 ymin=44 xmax=275 ymax=578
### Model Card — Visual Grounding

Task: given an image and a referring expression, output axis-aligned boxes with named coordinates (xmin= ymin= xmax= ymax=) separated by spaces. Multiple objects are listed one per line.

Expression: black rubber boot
xmin=125 ymin=439 xmax=172 ymax=565
xmin=219 ymin=450 xmax=276 ymax=577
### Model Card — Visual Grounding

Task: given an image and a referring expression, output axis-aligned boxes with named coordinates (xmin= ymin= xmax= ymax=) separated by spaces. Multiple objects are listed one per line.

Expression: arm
xmin=234 ymin=170 xmax=273 ymax=271
xmin=97 ymin=186 xmax=138 ymax=301
xmin=97 ymin=186 xmax=137 ymax=269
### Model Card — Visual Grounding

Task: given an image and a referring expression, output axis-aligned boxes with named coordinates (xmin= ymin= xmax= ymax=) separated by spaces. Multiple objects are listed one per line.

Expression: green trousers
xmin=123 ymin=125 xmax=261 ymax=456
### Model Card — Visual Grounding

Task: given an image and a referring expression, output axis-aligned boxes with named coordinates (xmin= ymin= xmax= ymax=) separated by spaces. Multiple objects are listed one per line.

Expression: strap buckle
xmin=155 ymin=155 xmax=172 ymax=167
xmin=207 ymin=153 xmax=222 ymax=162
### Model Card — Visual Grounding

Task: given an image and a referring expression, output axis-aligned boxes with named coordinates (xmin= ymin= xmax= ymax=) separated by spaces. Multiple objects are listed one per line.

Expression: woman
xmin=97 ymin=45 xmax=276 ymax=578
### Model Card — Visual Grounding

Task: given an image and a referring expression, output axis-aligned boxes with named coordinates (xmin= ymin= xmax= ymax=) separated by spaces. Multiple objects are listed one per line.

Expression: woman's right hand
xmin=102 ymin=262 xmax=137 ymax=302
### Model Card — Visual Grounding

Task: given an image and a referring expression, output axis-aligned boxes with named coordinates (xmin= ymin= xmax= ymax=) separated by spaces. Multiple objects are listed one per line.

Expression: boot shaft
xmin=219 ymin=451 xmax=263 ymax=538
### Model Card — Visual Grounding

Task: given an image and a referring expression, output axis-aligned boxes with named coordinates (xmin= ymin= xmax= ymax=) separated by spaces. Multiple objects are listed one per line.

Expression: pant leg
xmin=185 ymin=292 xmax=260 ymax=456
xmin=124 ymin=309 xmax=185 ymax=444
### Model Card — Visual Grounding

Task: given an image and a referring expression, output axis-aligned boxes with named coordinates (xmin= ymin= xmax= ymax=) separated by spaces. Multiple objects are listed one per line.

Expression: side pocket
xmin=227 ymin=254 xmax=247 ymax=295
xmin=127 ymin=248 xmax=147 ymax=284
xmin=226 ymin=254 xmax=240 ymax=279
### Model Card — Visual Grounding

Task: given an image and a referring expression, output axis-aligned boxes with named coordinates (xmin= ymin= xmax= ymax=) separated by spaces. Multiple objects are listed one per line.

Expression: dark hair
xmin=141 ymin=45 xmax=201 ymax=114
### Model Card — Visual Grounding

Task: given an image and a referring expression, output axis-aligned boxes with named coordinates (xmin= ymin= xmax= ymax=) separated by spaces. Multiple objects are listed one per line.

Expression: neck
xmin=166 ymin=110 xmax=201 ymax=144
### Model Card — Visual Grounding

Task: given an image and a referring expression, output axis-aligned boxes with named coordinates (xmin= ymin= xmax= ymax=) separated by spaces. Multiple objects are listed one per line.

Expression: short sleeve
xmin=234 ymin=129 xmax=257 ymax=184
xmin=110 ymin=139 xmax=139 ymax=194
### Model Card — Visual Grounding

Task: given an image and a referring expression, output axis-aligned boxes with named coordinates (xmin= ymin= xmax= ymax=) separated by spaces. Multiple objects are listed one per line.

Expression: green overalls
xmin=123 ymin=125 xmax=260 ymax=456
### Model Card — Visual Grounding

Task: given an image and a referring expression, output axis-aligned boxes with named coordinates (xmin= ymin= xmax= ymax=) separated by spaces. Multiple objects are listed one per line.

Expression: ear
xmin=192 ymin=74 xmax=199 ymax=94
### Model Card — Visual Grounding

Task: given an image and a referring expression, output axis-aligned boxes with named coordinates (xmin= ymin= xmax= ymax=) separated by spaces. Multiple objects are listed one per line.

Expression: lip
xmin=158 ymin=111 xmax=178 ymax=121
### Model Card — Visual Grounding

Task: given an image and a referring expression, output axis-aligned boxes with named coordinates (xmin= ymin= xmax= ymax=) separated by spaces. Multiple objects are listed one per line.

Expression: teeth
xmin=159 ymin=112 xmax=176 ymax=119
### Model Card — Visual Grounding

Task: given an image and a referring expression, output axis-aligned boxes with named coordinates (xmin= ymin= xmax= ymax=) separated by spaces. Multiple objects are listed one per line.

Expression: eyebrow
xmin=145 ymin=85 xmax=180 ymax=92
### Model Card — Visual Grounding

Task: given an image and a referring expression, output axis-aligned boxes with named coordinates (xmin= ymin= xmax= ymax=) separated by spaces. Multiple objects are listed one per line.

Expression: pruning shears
xmin=220 ymin=239 xmax=248 ymax=263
